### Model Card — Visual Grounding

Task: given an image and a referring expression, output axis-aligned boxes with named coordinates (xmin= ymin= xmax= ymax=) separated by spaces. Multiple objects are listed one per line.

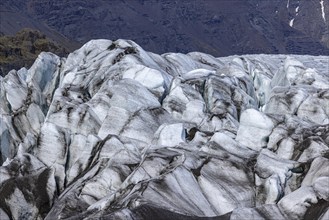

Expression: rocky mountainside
xmin=1 ymin=39 xmax=328 ymax=219
xmin=1 ymin=0 xmax=329 ymax=56
xmin=0 ymin=29 xmax=69 ymax=76
xmin=252 ymin=0 xmax=329 ymax=47
xmin=0 ymin=0 xmax=80 ymax=49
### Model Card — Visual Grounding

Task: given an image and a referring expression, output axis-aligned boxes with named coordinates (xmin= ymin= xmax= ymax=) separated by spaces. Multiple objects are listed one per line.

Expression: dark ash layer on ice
xmin=0 ymin=39 xmax=328 ymax=220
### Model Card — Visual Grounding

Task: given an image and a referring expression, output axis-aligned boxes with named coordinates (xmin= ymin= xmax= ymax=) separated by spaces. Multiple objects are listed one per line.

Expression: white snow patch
xmin=289 ymin=18 xmax=295 ymax=27
xmin=287 ymin=0 xmax=290 ymax=8
xmin=320 ymin=0 xmax=326 ymax=22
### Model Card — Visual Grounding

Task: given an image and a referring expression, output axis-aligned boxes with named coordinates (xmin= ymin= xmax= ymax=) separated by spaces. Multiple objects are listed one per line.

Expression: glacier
xmin=0 ymin=39 xmax=328 ymax=220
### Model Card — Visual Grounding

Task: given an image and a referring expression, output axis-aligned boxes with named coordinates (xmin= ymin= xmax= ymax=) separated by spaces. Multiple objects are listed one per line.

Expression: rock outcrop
xmin=0 ymin=29 xmax=70 ymax=76
xmin=0 ymin=39 xmax=328 ymax=219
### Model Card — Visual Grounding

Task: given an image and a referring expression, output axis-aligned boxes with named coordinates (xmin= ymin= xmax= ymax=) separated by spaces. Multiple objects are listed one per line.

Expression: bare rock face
xmin=1 ymin=0 xmax=329 ymax=57
xmin=1 ymin=39 xmax=328 ymax=220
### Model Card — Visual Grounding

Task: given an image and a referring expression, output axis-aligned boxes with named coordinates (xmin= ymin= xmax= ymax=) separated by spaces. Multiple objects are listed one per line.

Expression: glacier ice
xmin=0 ymin=39 xmax=329 ymax=220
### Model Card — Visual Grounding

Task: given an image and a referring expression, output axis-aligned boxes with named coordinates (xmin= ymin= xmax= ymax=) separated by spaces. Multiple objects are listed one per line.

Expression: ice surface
xmin=0 ymin=39 xmax=328 ymax=220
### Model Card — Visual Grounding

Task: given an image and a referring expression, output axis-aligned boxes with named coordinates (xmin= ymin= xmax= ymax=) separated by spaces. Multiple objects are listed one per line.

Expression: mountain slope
xmin=254 ymin=0 xmax=329 ymax=48
xmin=1 ymin=39 xmax=328 ymax=220
xmin=0 ymin=0 xmax=80 ymax=51
xmin=1 ymin=0 xmax=328 ymax=56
